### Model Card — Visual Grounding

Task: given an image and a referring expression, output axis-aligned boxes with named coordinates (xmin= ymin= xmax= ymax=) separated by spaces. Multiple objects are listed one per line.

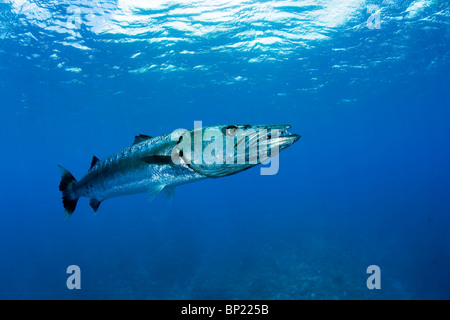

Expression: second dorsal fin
xmin=133 ymin=134 xmax=153 ymax=145
xmin=90 ymin=156 xmax=100 ymax=169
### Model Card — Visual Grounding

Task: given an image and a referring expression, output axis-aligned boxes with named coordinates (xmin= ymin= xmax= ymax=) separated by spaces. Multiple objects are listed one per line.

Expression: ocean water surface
xmin=0 ymin=0 xmax=449 ymax=299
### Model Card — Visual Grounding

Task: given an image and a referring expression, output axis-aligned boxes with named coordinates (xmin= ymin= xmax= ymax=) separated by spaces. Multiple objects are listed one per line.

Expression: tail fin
xmin=58 ymin=165 xmax=79 ymax=215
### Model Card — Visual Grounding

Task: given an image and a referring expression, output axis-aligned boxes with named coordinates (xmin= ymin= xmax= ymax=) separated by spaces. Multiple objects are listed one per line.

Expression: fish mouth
xmin=235 ymin=124 xmax=301 ymax=151
xmin=264 ymin=124 xmax=301 ymax=151
xmin=229 ymin=124 xmax=300 ymax=163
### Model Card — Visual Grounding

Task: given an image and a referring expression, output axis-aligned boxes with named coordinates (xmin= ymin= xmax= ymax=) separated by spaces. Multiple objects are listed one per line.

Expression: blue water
xmin=1 ymin=0 xmax=449 ymax=300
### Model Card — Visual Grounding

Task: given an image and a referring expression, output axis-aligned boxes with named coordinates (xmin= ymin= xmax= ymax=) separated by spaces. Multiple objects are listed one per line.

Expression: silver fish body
xmin=58 ymin=124 xmax=300 ymax=215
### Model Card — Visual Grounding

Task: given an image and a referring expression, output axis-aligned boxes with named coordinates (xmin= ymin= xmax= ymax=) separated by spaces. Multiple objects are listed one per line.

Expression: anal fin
xmin=90 ymin=198 xmax=102 ymax=213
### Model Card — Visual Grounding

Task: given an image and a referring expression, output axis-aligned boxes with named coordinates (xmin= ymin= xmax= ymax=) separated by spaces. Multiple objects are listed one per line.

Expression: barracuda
xmin=58 ymin=124 xmax=300 ymax=216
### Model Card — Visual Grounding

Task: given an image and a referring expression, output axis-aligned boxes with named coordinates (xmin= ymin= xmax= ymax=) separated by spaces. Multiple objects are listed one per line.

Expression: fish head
xmin=170 ymin=124 xmax=300 ymax=177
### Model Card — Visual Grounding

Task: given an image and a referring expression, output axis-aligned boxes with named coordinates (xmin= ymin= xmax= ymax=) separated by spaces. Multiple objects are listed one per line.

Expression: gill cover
xmin=173 ymin=125 xmax=269 ymax=178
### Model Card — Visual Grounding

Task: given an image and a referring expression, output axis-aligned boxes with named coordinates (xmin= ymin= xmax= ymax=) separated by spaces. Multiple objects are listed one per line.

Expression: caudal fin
xmin=58 ymin=165 xmax=79 ymax=215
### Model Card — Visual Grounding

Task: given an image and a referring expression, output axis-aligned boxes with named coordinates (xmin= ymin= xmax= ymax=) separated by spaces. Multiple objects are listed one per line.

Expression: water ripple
xmin=6 ymin=0 xmax=369 ymax=47
xmin=1 ymin=0 xmax=449 ymax=86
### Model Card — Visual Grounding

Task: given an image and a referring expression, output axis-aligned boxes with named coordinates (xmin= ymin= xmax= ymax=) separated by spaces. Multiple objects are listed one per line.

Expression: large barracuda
xmin=58 ymin=124 xmax=300 ymax=215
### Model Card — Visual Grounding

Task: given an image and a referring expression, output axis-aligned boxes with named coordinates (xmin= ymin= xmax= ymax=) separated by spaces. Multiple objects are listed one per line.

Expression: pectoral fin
xmin=147 ymin=185 xmax=165 ymax=201
xmin=142 ymin=155 xmax=173 ymax=165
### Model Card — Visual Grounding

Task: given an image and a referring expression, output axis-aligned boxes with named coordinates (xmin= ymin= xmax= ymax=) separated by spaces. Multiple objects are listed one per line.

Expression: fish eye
xmin=179 ymin=150 xmax=184 ymax=157
xmin=223 ymin=125 xmax=238 ymax=136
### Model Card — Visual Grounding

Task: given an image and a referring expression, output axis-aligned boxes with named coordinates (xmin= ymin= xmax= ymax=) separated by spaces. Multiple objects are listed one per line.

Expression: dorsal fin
xmin=133 ymin=134 xmax=153 ymax=145
xmin=90 ymin=156 xmax=100 ymax=169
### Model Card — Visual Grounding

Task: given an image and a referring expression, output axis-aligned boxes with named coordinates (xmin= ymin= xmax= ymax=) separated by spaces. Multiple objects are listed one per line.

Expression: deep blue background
xmin=0 ymin=0 xmax=449 ymax=299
